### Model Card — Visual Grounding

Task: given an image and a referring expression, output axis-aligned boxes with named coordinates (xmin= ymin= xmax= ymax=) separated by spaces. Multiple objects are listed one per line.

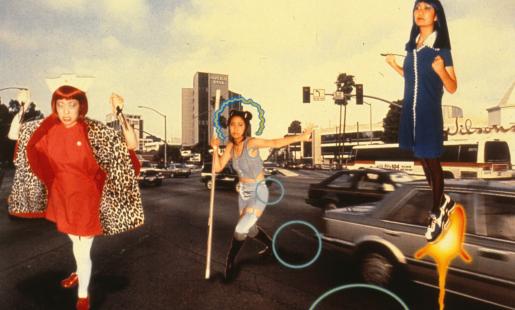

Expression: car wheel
xmin=324 ymin=201 xmax=338 ymax=210
xmin=155 ymin=180 xmax=162 ymax=187
xmin=206 ymin=180 xmax=213 ymax=190
xmin=360 ymin=252 xmax=394 ymax=287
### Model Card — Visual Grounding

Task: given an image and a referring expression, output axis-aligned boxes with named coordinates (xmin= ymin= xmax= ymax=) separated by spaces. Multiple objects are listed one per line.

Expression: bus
xmin=347 ymin=139 xmax=512 ymax=179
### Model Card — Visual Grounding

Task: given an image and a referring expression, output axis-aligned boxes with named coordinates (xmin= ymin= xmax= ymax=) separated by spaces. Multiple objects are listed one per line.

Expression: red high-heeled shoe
xmin=60 ymin=272 xmax=78 ymax=288
xmin=76 ymin=297 xmax=89 ymax=310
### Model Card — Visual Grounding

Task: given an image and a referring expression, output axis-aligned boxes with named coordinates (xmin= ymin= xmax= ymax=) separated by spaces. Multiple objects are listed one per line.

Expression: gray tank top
xmin=231 ymin=138 xmax=263 ymax=179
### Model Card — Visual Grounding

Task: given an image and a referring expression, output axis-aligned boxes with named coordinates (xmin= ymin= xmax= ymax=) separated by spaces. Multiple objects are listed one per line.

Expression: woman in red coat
xmin=9 ymin=85 xmax=144 ymax=310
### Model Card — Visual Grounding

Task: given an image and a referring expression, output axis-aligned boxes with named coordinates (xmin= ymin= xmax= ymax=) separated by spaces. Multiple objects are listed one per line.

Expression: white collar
xmin=416 ymin=30 xmax=437 ymax=49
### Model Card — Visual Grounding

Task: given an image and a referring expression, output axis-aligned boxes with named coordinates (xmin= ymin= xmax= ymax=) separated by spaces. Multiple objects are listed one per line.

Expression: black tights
xmin=420 ymin=158 xmax=444 ymax=214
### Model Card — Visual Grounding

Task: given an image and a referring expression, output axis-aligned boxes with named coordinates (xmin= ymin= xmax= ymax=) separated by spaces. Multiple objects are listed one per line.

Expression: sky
xmin=1 ymin=0 xmax=514 ymax=142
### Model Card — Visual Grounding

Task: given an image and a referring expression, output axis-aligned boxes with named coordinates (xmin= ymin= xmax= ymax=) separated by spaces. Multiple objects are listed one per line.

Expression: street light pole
xmin=138 ymin=105 xmax=168 ymax=167
xmin=364 ymin=101 xmax=373 ymax=142
xmin=164 ymin=114 xmax=167 ymax=167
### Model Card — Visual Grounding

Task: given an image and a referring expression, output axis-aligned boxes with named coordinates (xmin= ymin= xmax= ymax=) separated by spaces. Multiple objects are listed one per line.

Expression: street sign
xmin=313 ymin=89 xmax=325 ymax=101
xmin=334 ymin=91 xmax=344 ymax=100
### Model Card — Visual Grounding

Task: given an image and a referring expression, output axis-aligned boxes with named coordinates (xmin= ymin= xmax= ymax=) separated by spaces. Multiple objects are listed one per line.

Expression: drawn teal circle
xmin=272 ymin=220 xmax=322 ymax=269
xmin=309 ymin=283 xmax=409 ymax=310
xmin=255 ymin=177 xmax=285 ymax=206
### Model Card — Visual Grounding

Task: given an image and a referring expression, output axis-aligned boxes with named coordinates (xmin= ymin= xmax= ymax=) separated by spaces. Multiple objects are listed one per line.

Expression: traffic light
xmin=355 ymin=84 xmax=363 ymax=105
xmin=302 ymin=86 xmax=310 ymax=103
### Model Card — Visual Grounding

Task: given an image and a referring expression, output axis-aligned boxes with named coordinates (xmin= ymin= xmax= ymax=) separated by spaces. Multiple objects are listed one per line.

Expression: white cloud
xmin=0 ymin=30 xmax=39 ymax=49
xmin=99 ymin=0 xmax=150 ymax=31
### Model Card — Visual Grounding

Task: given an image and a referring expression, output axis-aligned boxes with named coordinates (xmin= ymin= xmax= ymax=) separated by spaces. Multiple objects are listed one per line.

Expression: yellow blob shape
xmin=414 ymin=204 xmax=472 ymax=310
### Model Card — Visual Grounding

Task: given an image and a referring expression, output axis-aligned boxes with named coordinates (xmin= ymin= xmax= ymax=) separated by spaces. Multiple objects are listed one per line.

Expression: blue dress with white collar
xmin=399 ymin=34 xmax=453 ymax=158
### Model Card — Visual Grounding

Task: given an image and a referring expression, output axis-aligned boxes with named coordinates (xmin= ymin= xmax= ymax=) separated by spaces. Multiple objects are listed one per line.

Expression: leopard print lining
xmin=9 ymin=118 xmax=144 ymax=235
xmin=8 ymin=120 xmax=47 ymax=216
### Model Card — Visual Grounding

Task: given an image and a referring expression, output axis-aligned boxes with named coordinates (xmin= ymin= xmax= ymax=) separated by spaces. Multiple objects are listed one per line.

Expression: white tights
xmin=68 ymin=234 xmax=94 ymax=298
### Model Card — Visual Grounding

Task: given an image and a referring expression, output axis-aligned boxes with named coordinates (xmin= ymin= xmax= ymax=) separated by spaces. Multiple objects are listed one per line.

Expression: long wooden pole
xmin=205 ymin=89 xmax=221 ymax=279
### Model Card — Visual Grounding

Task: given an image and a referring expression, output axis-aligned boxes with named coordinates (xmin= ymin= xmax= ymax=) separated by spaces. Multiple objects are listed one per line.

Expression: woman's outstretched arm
xmin=249 ymin=127 xmax=313 ymax=149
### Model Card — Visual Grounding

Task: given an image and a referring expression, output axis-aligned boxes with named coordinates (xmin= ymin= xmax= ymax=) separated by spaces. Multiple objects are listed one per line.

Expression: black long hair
xmin=405 ymin=0 xmax=451 ymax=51
xmin=227 ymin=110 xmax=252 ymax=144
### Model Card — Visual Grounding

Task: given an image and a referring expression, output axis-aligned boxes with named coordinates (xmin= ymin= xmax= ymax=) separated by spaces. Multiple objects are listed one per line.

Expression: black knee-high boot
xmin=254 ymin=226 xmax=273 ymax=255
xmin=225 ymin=237 xmax=245 ymax=280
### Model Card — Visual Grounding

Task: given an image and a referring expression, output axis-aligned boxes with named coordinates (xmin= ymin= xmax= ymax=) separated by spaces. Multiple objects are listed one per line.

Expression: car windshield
xmin=327 ymin=172 xmax=356 ymax=188
xmin=141 ymin=161 xmax=152 ymax=168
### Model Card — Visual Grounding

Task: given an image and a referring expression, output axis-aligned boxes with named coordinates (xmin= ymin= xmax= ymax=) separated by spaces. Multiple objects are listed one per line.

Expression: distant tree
xmin=288 ymin=120 xmax=302 ymax=134
xmin=22 ymin=102 xmax=44 ymax=122
xmin=382 ymin=99 xmax=403 ymax=143
xmin=155 ymin=144 xmax=183 ymax=164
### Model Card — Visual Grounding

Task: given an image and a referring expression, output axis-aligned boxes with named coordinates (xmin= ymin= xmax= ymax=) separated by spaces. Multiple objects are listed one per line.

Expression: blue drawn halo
xmin=309 ymin=284 xmax=409 ymax=310
xmin=213 ymin=96 xmax=266 ymax=141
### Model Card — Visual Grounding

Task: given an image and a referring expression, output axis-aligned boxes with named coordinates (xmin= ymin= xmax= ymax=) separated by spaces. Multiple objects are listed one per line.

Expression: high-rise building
xmin=182 ymin=72 xmax=242 ymax=159
xmin=182 ymin=88 xmax=195 ymax=146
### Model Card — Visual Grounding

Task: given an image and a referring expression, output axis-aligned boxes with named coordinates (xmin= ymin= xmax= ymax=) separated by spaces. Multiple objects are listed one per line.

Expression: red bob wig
xmin=51 ymin=85 xmax=88 ymax=117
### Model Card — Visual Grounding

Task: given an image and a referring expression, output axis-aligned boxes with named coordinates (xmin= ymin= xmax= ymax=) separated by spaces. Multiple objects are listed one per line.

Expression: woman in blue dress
xmin=386 ymin=0 xmax=458 ymax=242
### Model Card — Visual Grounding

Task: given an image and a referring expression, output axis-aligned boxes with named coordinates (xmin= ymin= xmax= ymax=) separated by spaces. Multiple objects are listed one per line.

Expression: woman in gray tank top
xmin=211 ymin=110 xmax=312 ymax=280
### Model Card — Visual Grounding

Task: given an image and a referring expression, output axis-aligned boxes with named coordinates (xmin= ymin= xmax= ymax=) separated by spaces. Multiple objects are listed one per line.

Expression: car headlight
xmin=382 ymin=184 xmax=395 ymax=192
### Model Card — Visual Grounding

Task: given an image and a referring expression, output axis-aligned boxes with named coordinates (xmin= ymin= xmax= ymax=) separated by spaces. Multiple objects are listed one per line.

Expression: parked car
xmin=306 ymin=168 xmax=414 ymax=210
xmin=303 ymin=163 xmax=315 ymax=170
xmin=201 ymin=163 xmax=272 ymax=191
xmin=263 ymin=161 xmax=279 ymax=175
xmin=322 ymin=179 xmax=515 ymax=309
xmin=315 ymin=163 xmax=332 ymax=170
xmin=286 ymin=162 xmax=303 ymax=169
xmin=169 ymin=163 xmax=191 ymax=178
xmin=138 ymin=160 xmax=164 ymax=187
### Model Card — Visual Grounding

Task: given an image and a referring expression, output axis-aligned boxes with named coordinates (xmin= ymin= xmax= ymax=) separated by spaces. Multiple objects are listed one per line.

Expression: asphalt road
xmin=0 ymin=169 xmax=498 ymax=310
